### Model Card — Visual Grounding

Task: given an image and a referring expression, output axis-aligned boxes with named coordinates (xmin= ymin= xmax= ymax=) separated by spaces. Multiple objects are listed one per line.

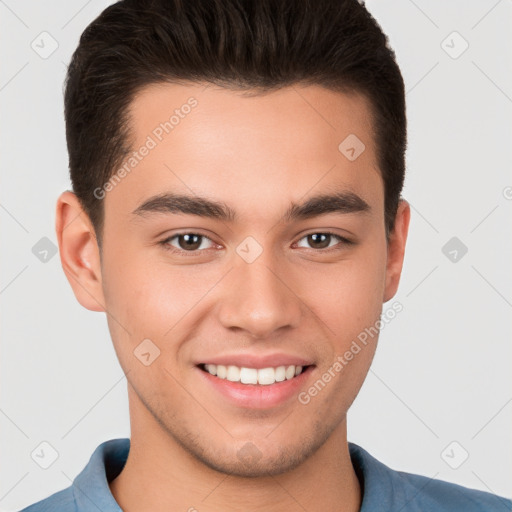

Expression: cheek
xmin=100 ymin=244 xmax=168 ymax=364
xmin=300 ymin=259 xmax=385 ymax=413
xmin=102 ymin=237 xmax=176 ymax=321
xmin=305 ymin=247 xmax=386 ymax=339
xmin=100 ymin=246 xmax=216 ymax=361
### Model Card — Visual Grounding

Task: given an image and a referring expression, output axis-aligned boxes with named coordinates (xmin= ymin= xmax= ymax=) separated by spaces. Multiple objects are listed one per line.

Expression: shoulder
xmin=17 ymin=437 xmax=129 ymax=512
xmin=17 ymin=486 xmax=76 ymax=512
xmin=348 ymin=442 xmax=512 ymax=512
xmin=393 ymin=468 xmax=511 ymax=512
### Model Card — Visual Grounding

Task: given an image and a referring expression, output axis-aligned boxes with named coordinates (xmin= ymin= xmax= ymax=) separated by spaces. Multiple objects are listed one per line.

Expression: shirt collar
xmin=72 ymin=438 xmax=128 ymax=511
xmin=348 ymin=442 xmax=405 ymax=511
xmin=71 ymin=438 xmax=400 ymax=511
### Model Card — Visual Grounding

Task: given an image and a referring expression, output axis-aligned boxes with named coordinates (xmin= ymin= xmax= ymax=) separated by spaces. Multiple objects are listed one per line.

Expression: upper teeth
xmin=204 ymin=364 xmax=303 ymax=385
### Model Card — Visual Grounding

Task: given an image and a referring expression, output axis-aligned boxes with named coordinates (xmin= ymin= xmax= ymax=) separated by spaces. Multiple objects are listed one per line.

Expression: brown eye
xmin=297 ymin=232 xmax=348 ymax=251
xmin=307 ymin=233 xmax=332 ymax=249
xmin=177 ymin=233 xmax=203 ymax=251
xmin=160 ymin=233 xmax=215 ymax=253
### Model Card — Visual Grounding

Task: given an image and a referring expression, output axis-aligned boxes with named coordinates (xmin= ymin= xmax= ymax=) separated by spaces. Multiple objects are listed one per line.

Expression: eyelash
xmin=158 ymin=231 xmax=354 ymax=256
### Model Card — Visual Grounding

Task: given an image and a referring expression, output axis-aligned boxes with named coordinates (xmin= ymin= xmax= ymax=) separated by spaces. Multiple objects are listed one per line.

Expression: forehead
xmin=128 ymin=81 xmax=376 ymax=155
xmin=105 ymin=82 xmax=382 ymax=223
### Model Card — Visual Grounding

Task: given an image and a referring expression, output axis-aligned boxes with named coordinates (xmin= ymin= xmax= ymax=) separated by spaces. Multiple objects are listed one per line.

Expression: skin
xmin=55 ymin=82 xmax=410 ymax=512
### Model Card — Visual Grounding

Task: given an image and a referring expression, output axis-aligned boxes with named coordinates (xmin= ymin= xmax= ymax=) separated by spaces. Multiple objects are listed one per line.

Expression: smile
xmin=200 ymin=364 xmax=307 ymax=385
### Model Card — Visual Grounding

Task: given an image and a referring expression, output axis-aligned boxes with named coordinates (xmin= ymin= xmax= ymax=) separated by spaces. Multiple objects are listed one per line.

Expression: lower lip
xmin=196 ymin=366 xmax=314 ymax=409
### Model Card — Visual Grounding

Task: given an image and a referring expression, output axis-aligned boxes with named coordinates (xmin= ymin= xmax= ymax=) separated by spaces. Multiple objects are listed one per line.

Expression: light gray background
xmin=1 ymin=0 xmax=511 ymax=510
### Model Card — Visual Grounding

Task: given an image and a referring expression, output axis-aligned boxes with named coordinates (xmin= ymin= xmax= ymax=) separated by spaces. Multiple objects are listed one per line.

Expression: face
xmin=59 ymin=82 xmax=409 ymax=477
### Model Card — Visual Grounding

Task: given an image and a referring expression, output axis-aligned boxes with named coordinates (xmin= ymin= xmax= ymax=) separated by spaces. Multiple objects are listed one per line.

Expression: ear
xmin=55 ymin=190 xmax=106 ymax=312
xmin=383 ymin=199 xmax=411 ymax=303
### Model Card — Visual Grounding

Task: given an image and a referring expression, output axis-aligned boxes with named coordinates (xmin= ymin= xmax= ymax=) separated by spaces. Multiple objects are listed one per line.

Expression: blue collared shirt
xmin=19 ymin=438 xmax=511 ymax=511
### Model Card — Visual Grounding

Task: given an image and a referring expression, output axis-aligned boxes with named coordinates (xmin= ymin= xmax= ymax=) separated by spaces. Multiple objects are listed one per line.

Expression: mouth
xmin=195 ymin=361 xmax=315 ymax=409
xmin=198 ymin=363 xmax=311 ymax=386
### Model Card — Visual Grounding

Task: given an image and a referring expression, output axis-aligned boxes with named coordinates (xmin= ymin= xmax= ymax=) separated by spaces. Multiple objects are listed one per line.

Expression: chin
xmin=180 ymin=428 xmax=331 ymax=478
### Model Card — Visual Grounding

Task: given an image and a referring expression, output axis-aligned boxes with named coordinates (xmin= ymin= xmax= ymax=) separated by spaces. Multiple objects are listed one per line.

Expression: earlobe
xmin=55 ymin=190 xmax=106 ymax=312
xmin=383 ymin=199 xmax=411 ymax=303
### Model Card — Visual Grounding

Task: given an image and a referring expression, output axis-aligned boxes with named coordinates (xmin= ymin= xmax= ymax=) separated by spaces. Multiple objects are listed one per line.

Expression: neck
xmin=110 ymin=389 xmax=361 ymax=512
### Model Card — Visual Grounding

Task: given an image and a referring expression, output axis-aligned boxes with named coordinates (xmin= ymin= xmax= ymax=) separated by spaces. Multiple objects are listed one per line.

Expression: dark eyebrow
xmin=131 ymin=193 xmax=237 ymax=221
xmin=131 ymin=190 xmax=371 ymax=222
xmin=283 ymin=190 xmax=371 ymax=222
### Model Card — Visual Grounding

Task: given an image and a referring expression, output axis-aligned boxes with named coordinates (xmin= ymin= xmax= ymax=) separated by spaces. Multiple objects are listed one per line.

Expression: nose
xmin=217 ymin=253 xmax=302 ymax=339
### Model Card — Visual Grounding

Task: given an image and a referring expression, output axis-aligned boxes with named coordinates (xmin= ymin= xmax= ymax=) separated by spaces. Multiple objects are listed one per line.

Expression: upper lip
xmin=197 ymin=353 xmax=314 ymax=369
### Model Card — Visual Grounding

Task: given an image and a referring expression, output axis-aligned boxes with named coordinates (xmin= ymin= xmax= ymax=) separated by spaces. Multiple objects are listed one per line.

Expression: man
xmin=20 ymin=0 xmax=511 ymax=510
